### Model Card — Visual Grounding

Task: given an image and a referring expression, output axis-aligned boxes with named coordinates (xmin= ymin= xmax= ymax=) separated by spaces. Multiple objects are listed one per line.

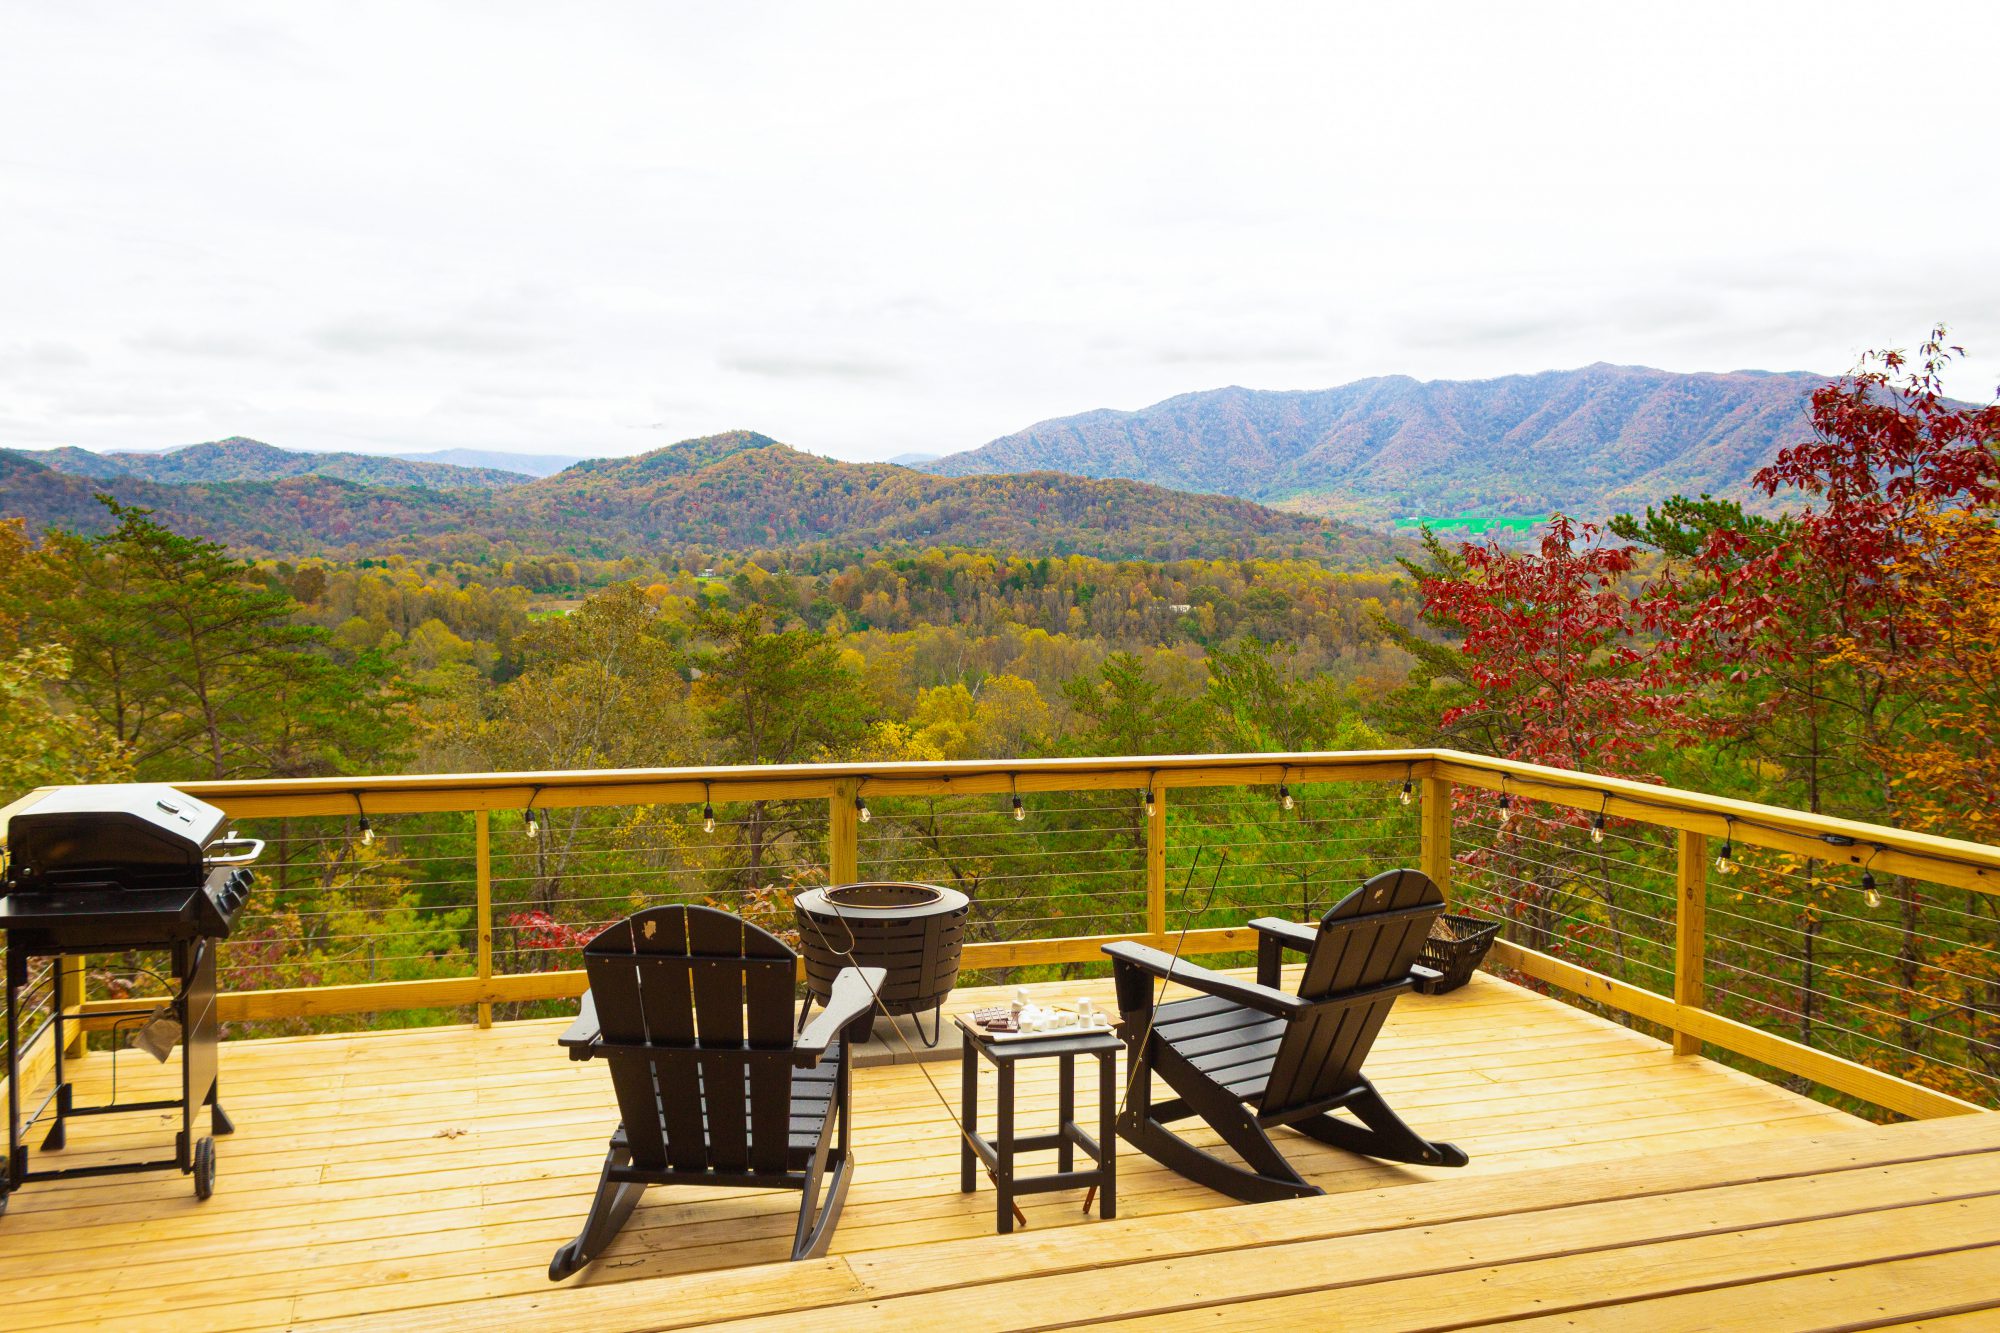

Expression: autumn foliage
xmin=1408 ymin=328 xmax=2000 ymax=1106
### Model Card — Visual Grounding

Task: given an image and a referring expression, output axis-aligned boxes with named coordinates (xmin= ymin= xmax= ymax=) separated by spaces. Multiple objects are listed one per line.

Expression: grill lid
xmin=2 ymin=783 xmax=232 ymax=890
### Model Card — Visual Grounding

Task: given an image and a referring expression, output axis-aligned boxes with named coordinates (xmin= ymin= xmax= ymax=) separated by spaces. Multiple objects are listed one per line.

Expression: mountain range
xmin=0 ymin=431 xmax=1391 ymax=565
xmin=30 ymin=437 xmax=530 ymax=489
xmin=926 ymin=364 xmax=1828 ymax=520
xmin=5 ymin=364 xmax=1851 ymax=554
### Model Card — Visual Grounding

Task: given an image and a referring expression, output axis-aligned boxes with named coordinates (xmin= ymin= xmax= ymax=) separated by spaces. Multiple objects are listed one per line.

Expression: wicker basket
xmin=1412 ymin=912 xmax=1501 ymax=995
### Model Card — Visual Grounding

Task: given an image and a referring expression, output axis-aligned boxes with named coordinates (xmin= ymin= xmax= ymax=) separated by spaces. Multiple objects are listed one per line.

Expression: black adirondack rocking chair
xmin=549 ymin=905 xmax=883 ymax=1280
xmin=1103 ymin=868 xmax=1468 ymax=1203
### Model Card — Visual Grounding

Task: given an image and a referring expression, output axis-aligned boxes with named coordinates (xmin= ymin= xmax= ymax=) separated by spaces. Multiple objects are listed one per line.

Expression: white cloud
xmin=1 ymin=1 xmax=1994 ymax=462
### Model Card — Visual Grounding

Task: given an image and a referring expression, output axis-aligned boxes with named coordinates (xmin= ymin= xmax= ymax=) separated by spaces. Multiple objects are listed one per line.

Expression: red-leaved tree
xmin=1412 ymin=516 xmax=1684 ymax=959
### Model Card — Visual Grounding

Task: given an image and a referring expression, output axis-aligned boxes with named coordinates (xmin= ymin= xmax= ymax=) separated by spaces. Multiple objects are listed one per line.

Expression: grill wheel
xmin=192 ymin=1136 xmax=216 ymax=1200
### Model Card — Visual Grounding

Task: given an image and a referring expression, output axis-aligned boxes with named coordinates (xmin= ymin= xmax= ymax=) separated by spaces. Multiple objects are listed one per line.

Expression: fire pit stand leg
xmin=911 ymin=1005 xmax=944 ymax=1049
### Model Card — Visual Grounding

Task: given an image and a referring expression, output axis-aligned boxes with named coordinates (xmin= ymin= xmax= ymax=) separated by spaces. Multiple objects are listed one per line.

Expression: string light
xmin=359 ymin=814 xmax=374 ymax=847
xmin=1400 ymin=778 xmax=1413 ymax=807
xmin=855 ymin=795 xmax=870 ymax=824
xmin=1498 ymin=791 xmax=1513 ymax=825
xmin=1143 ymin=788 xmax=1156 ymax=819
xmin=702 ymin=782 xmax=716 ymax=835
xmin=1714 ymin=818 xmax=1738 ymax=875
xmin=1012 ymin=793 xmax=1025 ymax=822
xmin=1862 ymin=844 xmax=1884 ymax=909
xmin=1590 ymin=812 xmax=1606 ymax=845
xmin=1278 ymin=777 xmax=1294 ymax=812
xmin=525 ymin=809 xmax=540 ymax=840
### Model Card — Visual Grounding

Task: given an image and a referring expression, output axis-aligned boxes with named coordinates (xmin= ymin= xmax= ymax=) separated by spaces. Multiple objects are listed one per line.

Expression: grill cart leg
xmin=42 ymin=1005 xmax=67 ymax=1151
xmin=6 ymin=943 xmax=23 ymax=1212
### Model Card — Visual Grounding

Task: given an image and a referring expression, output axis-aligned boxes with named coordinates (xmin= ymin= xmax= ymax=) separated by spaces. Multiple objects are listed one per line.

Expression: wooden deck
xmin=8 ymin=969 xmax=1993 ymax=1331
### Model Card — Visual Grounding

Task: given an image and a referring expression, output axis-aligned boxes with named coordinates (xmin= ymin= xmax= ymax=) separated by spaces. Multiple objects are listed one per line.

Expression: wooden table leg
xmin=995 ymin=1058 xmax=1015 ymax=1234
xmin=960 ymin=1029 xmax=977 ymax=1194
xmin=1098 ymin=1047 xmax=1117 ymax=1219
xmin=1057 ymin=1052 xmax=1075 ymax=1173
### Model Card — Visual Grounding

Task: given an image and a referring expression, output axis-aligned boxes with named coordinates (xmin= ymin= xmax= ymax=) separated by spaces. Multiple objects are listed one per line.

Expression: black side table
xmin=956 ymin=1015 xmax=1119 ymax=1233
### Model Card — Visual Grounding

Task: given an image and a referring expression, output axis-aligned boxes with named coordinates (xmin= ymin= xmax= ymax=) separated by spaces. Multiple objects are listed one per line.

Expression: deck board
xmin=4 ymin=968 xmax=1974 ymax=1332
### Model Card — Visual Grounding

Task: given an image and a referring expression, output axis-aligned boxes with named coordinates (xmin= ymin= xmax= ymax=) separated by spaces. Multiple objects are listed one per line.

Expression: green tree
xmin=0 ymin=644 xmax=133 ymax=801
xmin=690 ymin=605 xmax=871 ymax=884
xmin=1060 ymin=650 xmax=1209 ymax=757
xmin=462 ymin=583 xmax=694 ymax=914
xmin=43 ymin=500 xmax=406 ymax=780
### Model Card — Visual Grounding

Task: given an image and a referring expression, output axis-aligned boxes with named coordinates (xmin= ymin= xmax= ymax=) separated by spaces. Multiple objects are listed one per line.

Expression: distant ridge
xmin=0 ymin=430 xmax=1398 ymax=566
xmin=25 ymin=436 xmax=528 ymax=490
xmin=391 ymin=447 xmax=588 ymax=478
xmin=928 ymin=364 xmax=1830 ymax=521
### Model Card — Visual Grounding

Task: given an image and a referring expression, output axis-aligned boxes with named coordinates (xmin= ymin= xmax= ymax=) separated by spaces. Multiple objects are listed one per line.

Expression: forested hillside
xmin=0 ymin=429 xmax=1396 ymax=564
xmin=930 ymin=364 xmax=1828 ymax=520
xmin=23 ymin=436 xmax=529 ymax=489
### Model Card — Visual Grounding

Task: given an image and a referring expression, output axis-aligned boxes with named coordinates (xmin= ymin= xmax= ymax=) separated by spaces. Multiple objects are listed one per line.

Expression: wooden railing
xmin=21 ymin=749 xmax=1998 ymax=1122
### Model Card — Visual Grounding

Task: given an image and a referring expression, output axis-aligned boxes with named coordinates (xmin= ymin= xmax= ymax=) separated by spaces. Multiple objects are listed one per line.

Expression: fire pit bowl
xmin=795 ymin=881 xmax=969 ymax=1045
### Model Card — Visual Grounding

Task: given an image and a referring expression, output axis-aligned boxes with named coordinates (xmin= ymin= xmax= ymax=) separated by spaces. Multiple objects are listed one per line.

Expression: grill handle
xmin=205 ymin=837 xmax=264 ymax=866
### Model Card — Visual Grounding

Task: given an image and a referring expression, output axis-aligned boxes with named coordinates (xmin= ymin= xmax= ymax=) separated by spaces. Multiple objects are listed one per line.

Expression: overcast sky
xmin=3 ymin=2 xmax=1996 ymax=463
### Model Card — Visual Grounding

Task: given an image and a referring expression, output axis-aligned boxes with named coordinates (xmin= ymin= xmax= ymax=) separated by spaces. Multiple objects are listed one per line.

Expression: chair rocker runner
xmin=549 ymin=905 xmax=883 ymax=1280
xmin=1103 ymin=868 xmax=1468 ymax=1204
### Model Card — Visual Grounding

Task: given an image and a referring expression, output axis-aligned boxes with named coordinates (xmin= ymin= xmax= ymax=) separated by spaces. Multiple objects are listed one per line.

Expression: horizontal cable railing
xmin=17 ymin=748 xmax=1997 ymax=1123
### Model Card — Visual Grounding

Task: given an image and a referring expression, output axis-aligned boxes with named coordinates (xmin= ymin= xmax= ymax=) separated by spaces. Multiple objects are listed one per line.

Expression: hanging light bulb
xmin=702 ymin=802 xmax=716 ymax=834
xmin=1590 ymin=811 xmax=1606 ymax=846
xmin=855 ymin=795 xmax=871 ymax=825
xmin=1143 ymin=788 xmax=1156 ymax=819
xmin=359 ymin=814 xmax=374 ymax=847
xmin=1863 ymin=869 xmax=1881 ymax=909
xmin=1714 ymin=840 xmax=1738 ymax=875
xmin=1399 ymin=778 xmax=1413 ymax=807
xmin=1278 ymin=784 xmax=1294 ymax=812
xmin=525 ymin=809 xmax=540 ymax=840
xmin=1012 ymin=793 xmax=1026 ymax=822
xmin=1498 ymin=792 xmax=1513 ymax=825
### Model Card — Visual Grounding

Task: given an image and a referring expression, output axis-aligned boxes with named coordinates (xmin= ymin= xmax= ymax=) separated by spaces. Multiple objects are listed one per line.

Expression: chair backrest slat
xmin=582 ymin=904 xmax=806 ymax=1176
xmin=1261 ymin=869 xmax=1443 ymax=1117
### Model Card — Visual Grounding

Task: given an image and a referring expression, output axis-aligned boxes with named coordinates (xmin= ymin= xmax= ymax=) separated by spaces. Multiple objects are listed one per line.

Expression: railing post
xmin=1420 ymin=776 xmax=1453 ymax=896
xmin=1674 ymin=829 xmax=1707 ymax=1056
xmin=1146 ymin=786 xmax=1167 ymax=940
xmin=830 ymin=778 xmax=860 ymax=887
xmin=59 ymin=955 xmax=86 ymax=1058
xmin=475 ymin=810 xmax=493 ymax=1030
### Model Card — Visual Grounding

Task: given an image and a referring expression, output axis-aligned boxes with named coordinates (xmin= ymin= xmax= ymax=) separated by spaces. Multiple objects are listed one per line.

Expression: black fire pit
xmin=794 ymin=881 xmax=969 ymax=1045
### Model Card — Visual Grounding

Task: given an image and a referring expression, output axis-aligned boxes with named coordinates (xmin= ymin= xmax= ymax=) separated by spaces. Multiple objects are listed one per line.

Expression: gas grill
xmin=0 ymin=784 xmax=260 ymax=1212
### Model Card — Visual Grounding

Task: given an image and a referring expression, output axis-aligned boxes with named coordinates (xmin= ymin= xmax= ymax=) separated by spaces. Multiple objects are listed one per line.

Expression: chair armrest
xmin=558 ymin=990 xmax=601 ymax=1061
xmin=795 ymin=965 xmax=887 ymax=1067
xmin=1248 ymin=917 xmax=1318 ymax=952
xmin=1102 ymin=941 xmax=1306 ymax=1018
xmin=1248 ymin=916 xmax=1318 ymax=987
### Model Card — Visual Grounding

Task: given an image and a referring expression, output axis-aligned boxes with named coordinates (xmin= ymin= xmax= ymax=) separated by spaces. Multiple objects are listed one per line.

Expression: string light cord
xmin=1490 ymin=779 xmax=2000 ymax=881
